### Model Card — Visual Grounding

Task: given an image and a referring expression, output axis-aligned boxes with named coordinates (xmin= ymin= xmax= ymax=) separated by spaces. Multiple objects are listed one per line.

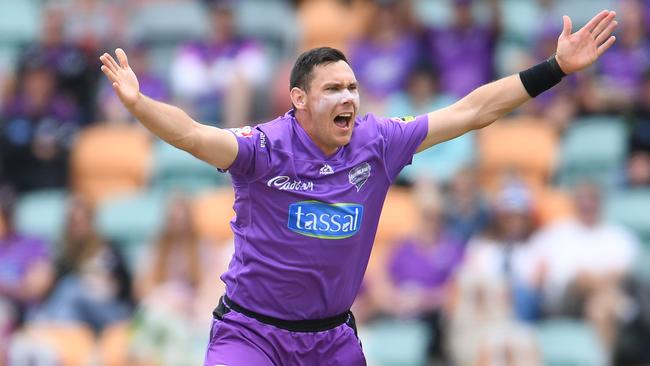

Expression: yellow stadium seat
xmin=99 ymin=322 xmax=131 ymax=366
xmin=534 ymin=188 xmax=575 ymax=227
xmin=71 ymin=124 xmax=152 ymax=205
xmin=479 ymin=116 xmax=558 ymax=194
xmin=27 ymin=324 xmax=95 ymax=366
xmin=192 ymin=187 xmax=236 ymax=243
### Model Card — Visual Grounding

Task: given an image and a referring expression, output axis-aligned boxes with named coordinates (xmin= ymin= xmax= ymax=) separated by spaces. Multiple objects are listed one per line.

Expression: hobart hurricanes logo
xmin=348 ymin=162 xmax=371 ymax=192
xmin=288 ymin=201 xmax=364 ymax=239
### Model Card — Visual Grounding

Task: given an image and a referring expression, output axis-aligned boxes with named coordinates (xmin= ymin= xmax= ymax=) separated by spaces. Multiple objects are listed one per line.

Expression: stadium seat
xmin=605 ymin=188 xmax=650 ymax=246
xmin=127 ymin=1 xmax=208 ymax=43
xmin=24 ymin=324 xmax=95 ymax=366
xmin=534 ymin=188 xmax=575 ymax=227
xmin=192 ymin=187 xmax=236 ymax=243
xmin=536 ymin=319 xmax=607 ymax=366
xmin=359 ymin=319 xmax=430 ymax=366
xmin=99 ymin=322 xmax=131 ymax=366
xmin=96 ymin=189 xmax=167 ymax=270
xmin=557 ymin=115 xmax=627 ymax=189
xmin=556 ymin=0 xmax=618 ymax=27
xmin=151 ymin=139 xmax=226 ymax=193
xmin=501 ymin=0 xmax=540 ymax=44
xmin=0 ymin=0 xmax=40 ymax=44
xmin=375 ymin=187 xmax=419 ymax=246
xmin=14 ymin=189 xmax=68 ymax=246
xmin=71 ymin=123 xmax=152 ymax=205
xmin=478 ymin=116 xmax=558 ymax=194
xmin=400 ymin=131 xmax=475 ymax=184
xmin=413 ymin=0 xmax=453 ymax=27
xmin=235 ymin=0 xmax=297 ymax=55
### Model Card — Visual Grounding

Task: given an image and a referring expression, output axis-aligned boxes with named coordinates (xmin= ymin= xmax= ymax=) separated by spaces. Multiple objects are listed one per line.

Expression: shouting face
xmin=292 ymin=60 xmax=360 ymax=156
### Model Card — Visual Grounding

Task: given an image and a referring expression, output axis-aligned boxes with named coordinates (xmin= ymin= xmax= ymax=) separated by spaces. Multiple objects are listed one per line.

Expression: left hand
xmin=555 ymin=10 xmax=618 ymax=74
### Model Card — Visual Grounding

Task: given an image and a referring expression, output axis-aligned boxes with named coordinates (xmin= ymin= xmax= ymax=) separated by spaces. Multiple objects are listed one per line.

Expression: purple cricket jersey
xmin=220 ymin=110 xmax=428 ymax=320
xmin=0 ymin=234 xmax=49 ymax=296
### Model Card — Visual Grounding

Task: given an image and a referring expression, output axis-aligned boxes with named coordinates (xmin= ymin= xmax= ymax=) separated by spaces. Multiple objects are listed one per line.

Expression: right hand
xmin=100 ymin=48 xmax=140 ymax=108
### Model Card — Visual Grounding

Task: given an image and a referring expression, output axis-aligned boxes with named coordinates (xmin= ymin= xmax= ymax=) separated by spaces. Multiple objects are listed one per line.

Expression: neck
xmin=294 ymin=111 xmax=338 ymax=156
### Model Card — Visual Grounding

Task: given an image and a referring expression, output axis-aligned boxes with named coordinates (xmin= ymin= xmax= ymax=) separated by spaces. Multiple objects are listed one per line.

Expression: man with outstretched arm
xmin=100 ymin=10 xmax=617 ymax=366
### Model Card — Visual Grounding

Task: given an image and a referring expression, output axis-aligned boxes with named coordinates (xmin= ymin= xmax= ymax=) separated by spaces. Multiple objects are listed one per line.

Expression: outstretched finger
xmin=597 ymin=36 xmax=616 ymax=57
xmin=100 ymin=65 xmax=118 ymax=82
xmin=595 ymin=20 xmax=617 ymax=45
xmin=591 ymin=11 xmax=616 ymax=39
xmin=115 ymin=48 xmax=129 ymax=68
xmin=581 ymin=10 xmax=610 ymax=34
xmin=100 ymin=53 xmax=120 ymax=72
xmin=561 ymin=15 xmax=573 ymax=37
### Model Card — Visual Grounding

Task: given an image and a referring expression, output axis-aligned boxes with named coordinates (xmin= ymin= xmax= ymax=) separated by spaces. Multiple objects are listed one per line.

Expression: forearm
xmin=460 ymin=74 xmax=531 ymax=130
xmin=128 ymin=93 xmax=200 ymax=151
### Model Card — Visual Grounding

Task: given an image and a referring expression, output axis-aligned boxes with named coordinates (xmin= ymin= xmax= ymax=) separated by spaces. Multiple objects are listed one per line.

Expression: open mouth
xmin=333 ymin=112 xmax=353 ymax=129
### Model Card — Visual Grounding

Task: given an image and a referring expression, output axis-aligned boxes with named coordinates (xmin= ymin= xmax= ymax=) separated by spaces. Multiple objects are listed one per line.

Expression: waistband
xmin=213 ymin=295 xmax=355 ymax=333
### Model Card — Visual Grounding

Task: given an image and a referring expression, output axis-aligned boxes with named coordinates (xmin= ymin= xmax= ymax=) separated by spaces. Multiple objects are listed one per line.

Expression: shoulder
xmin=252 ymin=115 xmax=294 ymax=153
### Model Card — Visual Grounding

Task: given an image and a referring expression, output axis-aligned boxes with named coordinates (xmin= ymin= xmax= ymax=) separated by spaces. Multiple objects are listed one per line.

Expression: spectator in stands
xmin=424 ymin=0 xmax=501 ymax=98
xmin=625 ymin=69 xmax=650 ymax=187
xmin=0 ymin=185 xmax=54 ymax=358
xmin=54 ymin=0 xmax=126 ymax=51
xmin=444 ymin=167 xmax=490 ymax=244
xmin=348 ymin=0 xmax=421 ymax=113
xmin=530 ymin=182 xmax=640 ymax=354
xmin=581 ymin=0 xmax=650 ymax=113
xmin=131 ymin=193 xmax=218 ymax=365
xmin=448 ymin=179 xmax=542 ymax=365
xmin=170 ymin=0 xmax=269 ymax=127
xmin=379 ymin=178 xmax=464 ymax=363
xmin=0 ymin=56 xmax=80 ymax=192
xmin=461 ymin=179 xmax=543 ymax=322
xmin=18 ymin=5 xmax=98 ymax=123
xmin=32 ymin=194 xmax=133 ymax=333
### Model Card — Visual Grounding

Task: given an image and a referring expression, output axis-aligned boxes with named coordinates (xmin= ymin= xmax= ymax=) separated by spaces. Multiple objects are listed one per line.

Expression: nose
xmin=340 ymin=89 xmax=354 ymax=104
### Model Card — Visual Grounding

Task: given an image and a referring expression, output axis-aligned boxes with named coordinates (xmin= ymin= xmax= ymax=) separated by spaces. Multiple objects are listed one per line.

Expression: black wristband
xmin=519 ymin=55 xmax=567 ymax=98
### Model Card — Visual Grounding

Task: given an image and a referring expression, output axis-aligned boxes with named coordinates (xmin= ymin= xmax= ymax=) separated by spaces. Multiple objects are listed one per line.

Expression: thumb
xmin=561 ymin=15 xmax=573 ymax=37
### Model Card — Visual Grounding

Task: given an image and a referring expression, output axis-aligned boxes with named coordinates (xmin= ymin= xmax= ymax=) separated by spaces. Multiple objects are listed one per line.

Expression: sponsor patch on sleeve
xmin=390 ymin=116 xmax=416 ymax=123
xmin=229 ymin=126 xmax=254 ymax=138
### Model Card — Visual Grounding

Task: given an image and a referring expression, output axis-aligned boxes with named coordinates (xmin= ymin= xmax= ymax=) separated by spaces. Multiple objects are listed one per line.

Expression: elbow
xmin=455 ymin=99 xmax=487 ymax=131
xmin=169 ymin=121 xmax=200 ymax=152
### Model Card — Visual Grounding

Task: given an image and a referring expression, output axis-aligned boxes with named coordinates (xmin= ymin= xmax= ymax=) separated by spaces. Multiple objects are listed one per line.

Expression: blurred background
xmin=0 ymin=0 xmax=649 ymax=365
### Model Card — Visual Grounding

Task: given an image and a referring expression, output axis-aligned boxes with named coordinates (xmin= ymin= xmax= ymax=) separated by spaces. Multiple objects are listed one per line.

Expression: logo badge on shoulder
xmin=349 ymin=162 xmax=371 ymax=192
xmin=229 ymin=126 xmax=254 ymax=138
xmin=319 ymin=164 xmax=334 ymax=175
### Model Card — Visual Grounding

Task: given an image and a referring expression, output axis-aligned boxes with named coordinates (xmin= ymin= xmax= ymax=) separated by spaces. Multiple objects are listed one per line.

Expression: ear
xmin=290 ymin=87 xmax=307 ymax=110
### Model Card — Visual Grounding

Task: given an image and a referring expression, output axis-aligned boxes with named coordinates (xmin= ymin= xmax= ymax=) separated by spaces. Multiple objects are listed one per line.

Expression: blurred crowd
xmin=1 ymin=0 xmax=650 ymax=365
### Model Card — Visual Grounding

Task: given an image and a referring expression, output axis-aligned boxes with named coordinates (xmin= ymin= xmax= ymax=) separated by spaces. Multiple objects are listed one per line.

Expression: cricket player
xmin=99 ymin=9 xmax=617 ymax=365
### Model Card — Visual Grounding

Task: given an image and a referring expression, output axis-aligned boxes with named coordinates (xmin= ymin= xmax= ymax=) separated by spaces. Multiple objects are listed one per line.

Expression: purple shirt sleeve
xmin=220 ymin=126 xmax=270 ymax=181
xmin=375 ymin=114 xmax=429 ymax=181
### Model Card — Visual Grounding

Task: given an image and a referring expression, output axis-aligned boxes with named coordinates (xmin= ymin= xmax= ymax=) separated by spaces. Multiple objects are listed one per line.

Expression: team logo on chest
xmin=319 ymin=163 xmax=334 ymax=175
xmin=348 ymin=162 xmax=371 ymax=192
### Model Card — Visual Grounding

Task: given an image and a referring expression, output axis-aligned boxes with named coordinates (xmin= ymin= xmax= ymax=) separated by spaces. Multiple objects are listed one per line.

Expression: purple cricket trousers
xmin=203 ymin=298 xmax=367 ymax=365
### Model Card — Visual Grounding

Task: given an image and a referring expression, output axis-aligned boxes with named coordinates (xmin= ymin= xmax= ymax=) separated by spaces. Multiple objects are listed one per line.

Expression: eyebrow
xmin=322 ymin=82 xmax=358 ymax=89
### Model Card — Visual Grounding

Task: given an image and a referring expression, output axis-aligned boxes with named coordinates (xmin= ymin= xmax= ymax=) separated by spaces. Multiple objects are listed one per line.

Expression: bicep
xmin=416 ymin=102 xmax=477 ymax=152
xmin=190 ymin=123 xmax=239 ymax=170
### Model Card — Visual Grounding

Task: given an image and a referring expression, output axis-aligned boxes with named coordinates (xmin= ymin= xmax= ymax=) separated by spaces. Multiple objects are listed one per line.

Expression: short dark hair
xmin=290 ymin=47 xmax=349 ymax=91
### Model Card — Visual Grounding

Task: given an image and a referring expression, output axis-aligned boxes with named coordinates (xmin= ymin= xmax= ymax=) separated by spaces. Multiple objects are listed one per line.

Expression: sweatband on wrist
xmin=518 ymin=55 xmax=567 ymax=98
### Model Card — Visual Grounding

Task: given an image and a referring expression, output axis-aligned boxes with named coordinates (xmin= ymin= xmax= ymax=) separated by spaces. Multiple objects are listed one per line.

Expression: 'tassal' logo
xmin=267 ymin=176 xmax=314 ymax=191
